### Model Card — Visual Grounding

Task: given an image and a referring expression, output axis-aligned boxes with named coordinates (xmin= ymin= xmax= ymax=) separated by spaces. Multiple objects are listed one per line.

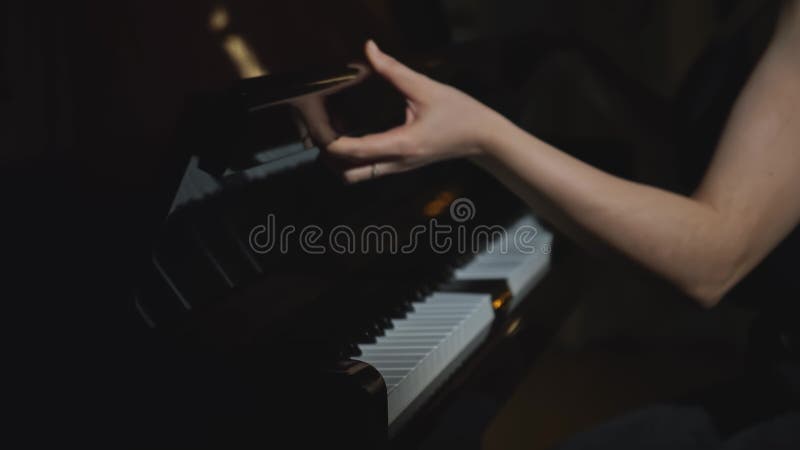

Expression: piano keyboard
xmin=151 ymin=145 xmax=555 ymax=432
xmin=354 ymin=213 xmax=553 ymax=427
xmin=355 ymin=292 xmax=494 ymax=426
xmin=455 ymin=214 xmax=553 ymax=310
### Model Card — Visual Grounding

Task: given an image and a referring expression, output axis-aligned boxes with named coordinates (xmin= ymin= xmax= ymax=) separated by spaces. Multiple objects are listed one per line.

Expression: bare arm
xmin=326 ymin=2 xmax=800 ymax=307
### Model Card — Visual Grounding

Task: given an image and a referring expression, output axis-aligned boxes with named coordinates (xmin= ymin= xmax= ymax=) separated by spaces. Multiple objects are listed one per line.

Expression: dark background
xmin=2 ymin=0 xmax=792 ymax=448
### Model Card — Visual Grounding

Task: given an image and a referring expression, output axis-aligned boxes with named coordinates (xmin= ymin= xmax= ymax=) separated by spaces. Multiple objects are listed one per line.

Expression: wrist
xmin=467 ymin=112 xmax=509 ymax=170
xmin=474 ymin=108 xmax=515 ymax=157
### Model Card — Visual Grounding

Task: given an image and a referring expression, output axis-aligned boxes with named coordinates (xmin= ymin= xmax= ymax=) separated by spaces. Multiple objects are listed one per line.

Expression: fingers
xmin=341 ymin=161 xmax=408 ymax=184
xmin=292 ymin=110 xmax=314 ymax=149
xmin=317 ymin=150 xmax=354 ymax=172
xmin=292 ymin=96 xmax=338 ymax=146
xmin=366 ymin=40 xmax=433 ymax=103
xmin=324 ymin=41 xmax=435 ymax=182
xmin=327 ymin=127 xmax=417 ymax=161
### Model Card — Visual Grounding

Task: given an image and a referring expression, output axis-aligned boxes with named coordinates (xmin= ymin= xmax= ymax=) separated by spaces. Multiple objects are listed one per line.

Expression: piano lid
xmin=2 ymin=0 xmax=415 ymax=253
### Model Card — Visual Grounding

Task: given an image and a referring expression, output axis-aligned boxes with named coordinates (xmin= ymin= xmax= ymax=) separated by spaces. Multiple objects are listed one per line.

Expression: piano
xmin=5 ymin=1 xmax=586 ymax=448
xmin=140 ymin=108 xmax=557 ymax=443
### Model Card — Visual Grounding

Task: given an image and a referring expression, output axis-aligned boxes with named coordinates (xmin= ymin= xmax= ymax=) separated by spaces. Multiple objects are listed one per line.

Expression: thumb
xmin=365 ymin=40 xmax=432 ymax=103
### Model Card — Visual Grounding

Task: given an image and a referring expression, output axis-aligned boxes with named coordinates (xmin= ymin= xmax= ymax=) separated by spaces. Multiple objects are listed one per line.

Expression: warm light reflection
xmin=423 ymin=191 xmax=457 ymax=217
xmin=209 ymin=5 xmax=230 ymax=32
xmin=492 ymin=290 xmax=512 ymax=310
xmin=308 ymin=74 xmax=360 ymax=87
xmin=223 ymin=34 xmax=269 ymax=78
xmin=505 ymin=318 xmax=522 ymax=337
xmin=210 ymin=4 xmax=270 ymax=79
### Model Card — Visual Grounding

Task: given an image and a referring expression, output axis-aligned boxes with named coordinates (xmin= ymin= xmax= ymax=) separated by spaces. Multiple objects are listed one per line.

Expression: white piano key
xmin=381 ymin=331 xmax=452 ymax=339
xmin=352 ymin=213 xmax=552 ymax=428
xmin=392 ymin=318 xmax=464 ymax=327
xmin=357 ymin=354 xmax=421 ymax=363
xmin=383 ymin=326 xmax=455 ymax=334
xmin=454 ymin=212 xmax=552 ymax=304
xmin=356 ymin=292 xmax=493 ymax=425
xmin=367 ymin=361 xmax=420 ymax=370
xmin=372 ymin=339 xmax=444 ymax=346
xmin=360 ymin=346 xmax=434 ymax=353
xmin=411 ymin=303 xmax=479 ymax=310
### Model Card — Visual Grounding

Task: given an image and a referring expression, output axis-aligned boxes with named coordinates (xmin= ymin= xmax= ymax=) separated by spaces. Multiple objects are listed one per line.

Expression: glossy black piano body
xmin=131 ymin=60 xmax=564 ymax=449
xmin=4 ymin=2 xmax=582 ymax=448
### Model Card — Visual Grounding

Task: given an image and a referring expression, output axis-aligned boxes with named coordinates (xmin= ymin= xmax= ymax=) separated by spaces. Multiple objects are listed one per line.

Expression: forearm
xmin=474 ymin=114 xmax=745 ymax=306
xmin=327 ymin=30 xmax=800 ymax=307
xmin=473 ymin=2 xmax=800 ymax=307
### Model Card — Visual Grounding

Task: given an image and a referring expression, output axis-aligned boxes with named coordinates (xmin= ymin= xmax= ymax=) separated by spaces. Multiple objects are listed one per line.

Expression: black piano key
xmin=152 ymin=228 xmax=230 ymax=310
xmin=343 ymin=343 xmax=362 ymax=358
xmin=368 ymin=322 xmax=385 ymax=338
xmin=438 ymin=279 xmax=511 ymax=297
xmin=190 ymin=206 xmax=263 ymax=288
xmin=356 ymin=331 xmax=377 ymax=345
xmin=134 ymin=262 xmax=193 ymax=327
xmin=376 ymin=316 xmax=393 ymax=330
xmin=388 ymin=304 xmax=409 ymax=319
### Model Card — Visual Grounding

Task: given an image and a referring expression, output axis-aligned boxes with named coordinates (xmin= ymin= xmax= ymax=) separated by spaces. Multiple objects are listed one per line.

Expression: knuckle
xmin=330 ymin=143 xmax=364 ymax=160
xmin=326 ymin=141 xmax=346 ymax=155
xmin=402 ymin=134 xmax=427 ymax=158
xmin=351 ymin=147 xmax=370 ymax=160
xmin=341 ymin=171 xmax=359 ymax=184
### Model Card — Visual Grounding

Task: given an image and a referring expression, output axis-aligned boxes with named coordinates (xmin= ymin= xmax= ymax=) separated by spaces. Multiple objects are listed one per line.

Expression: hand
xmin=326 ymin=40 xmax=503 ymax=183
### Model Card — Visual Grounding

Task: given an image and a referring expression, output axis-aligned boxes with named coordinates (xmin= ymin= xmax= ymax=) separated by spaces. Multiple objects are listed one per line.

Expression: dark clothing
xmin=558 ymin=1 xmax=800 ymax=448
xmin=557 ymin=407 xmax=800 ymax=450
xmin=556 ymin=360 xmax=800 ymax=449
